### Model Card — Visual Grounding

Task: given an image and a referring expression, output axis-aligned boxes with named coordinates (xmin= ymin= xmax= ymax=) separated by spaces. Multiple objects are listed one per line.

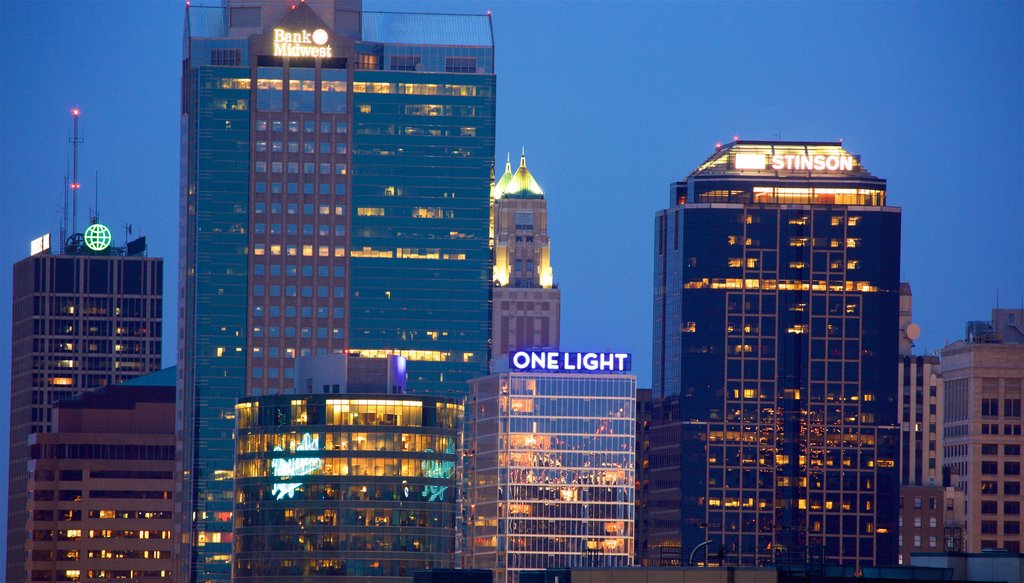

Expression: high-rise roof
xmin=496 ymin=151 xmax=544 ymax=199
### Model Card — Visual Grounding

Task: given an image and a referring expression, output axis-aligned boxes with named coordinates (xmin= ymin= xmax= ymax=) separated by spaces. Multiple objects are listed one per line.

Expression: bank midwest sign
xmin=509 ymin=350 xmax=632 ymax=373
xmin=272 ymin=28 xmax=332 ymax=58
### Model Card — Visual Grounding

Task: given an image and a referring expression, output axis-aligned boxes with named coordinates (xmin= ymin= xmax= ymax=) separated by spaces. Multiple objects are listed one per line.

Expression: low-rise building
xmin=25 ymin=372 xmax=175 ymax=582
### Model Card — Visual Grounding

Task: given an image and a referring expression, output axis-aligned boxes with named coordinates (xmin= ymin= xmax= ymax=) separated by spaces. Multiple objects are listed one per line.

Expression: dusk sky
xmin=0 ymin=0 xmax=1021 ymax=554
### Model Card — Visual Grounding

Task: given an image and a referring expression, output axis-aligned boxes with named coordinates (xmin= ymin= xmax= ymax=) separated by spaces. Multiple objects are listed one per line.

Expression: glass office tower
xmin=178 ymin=1 xmax=493 ymax=580
xmin=466 ymin=363 xmax=636 ymax=583
xmin=650 ymin=142 xmax=901 ymax=569
xmin=234 ymin=393 xmax=462 ymax=581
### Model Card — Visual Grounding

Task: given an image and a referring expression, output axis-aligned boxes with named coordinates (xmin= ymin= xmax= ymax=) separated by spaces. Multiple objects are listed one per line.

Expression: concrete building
xmin=897 ymin=283 xmax=945 ymax=487
xmin=8 ymin=229 xmax=163 ymax=582
xmin=490 ymin=152 xmax=560 ymax=359
xmin=178 ymin=1 xmax=495 ymax=578
xmin=941 ymin=308 xmax=1024 ymax=553
xmin=651 ymin=141 xmax=902 ymax=568
xmin=894 ymin=283 xmax=965 ymax=563
xmin=24 ymin=372 xmax=175 ymax=583
xmin=466 ymin=350 xmax=636 ymax=582
xmin=898 ymin=485 xmax=966 ymax=564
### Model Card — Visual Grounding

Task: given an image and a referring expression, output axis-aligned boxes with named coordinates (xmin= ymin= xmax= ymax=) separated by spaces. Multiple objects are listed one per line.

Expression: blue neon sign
xmin=509 ymin=350 xmax=631 ymax=373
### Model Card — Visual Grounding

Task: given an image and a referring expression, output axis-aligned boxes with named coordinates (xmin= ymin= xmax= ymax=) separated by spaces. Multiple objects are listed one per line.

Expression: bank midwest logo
xmin=272 ymin=28 xmax=332 ymax=58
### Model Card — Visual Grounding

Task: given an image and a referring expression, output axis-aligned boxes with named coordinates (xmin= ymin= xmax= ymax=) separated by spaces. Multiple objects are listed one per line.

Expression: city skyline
xmin=1 ymin=0 xmax=1022 ymax=571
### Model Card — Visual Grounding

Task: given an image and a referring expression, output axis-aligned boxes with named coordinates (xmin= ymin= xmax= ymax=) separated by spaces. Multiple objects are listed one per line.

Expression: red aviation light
xmin=71 ymin=108 xmax=80 ymax=116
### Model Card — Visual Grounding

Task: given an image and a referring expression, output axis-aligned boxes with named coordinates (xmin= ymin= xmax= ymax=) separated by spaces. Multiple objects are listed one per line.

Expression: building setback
xmin=177 ymin=0 xmax=494 ymax=579
xmin=940 ymin=308 xmax=1024 ymax=554
xmin=7 ymin=234 xmax=163 ymax=583
xmin=650 ymin=141 xmax=901 ymax=568
xmin=490 ymin=152 xmax=560 ymax=359
xmin=25 ymin=375 xmax=175 ymax=583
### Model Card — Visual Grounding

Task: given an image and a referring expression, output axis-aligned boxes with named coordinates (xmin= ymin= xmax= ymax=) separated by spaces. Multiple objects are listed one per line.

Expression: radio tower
xmin=69 ymin=108 xmax=83 ymax=237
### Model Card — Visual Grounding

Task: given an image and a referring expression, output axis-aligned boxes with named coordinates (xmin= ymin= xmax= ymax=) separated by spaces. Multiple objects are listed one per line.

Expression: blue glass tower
xmin=649 ymin=142 xmax=901 ymax=569
xmin=178 ymin=2 xmax=493 ymax=580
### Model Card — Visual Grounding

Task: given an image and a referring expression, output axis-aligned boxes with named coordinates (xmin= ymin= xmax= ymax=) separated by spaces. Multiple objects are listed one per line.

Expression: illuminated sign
xmin=421 ymin=441 xmax=456 ymax=502
xmin=30 ymin=233 xmax=51 ymax=256
xmin=271 ymin=433 xmax=322 ymax=500
xmin=272 ymin=28 xmax=332 ymax=58
xmin=772 ymin=153 xmax=853 ymax=171
xmin=734 ymin=153 xmax=855 ymax=172
xmin=734 ymin=153 xmax=767 ymax=170
xmin=509 ymin=351 xmax=631 ymax=373
xmin=83 ymin=223 xmax=112 ymax=252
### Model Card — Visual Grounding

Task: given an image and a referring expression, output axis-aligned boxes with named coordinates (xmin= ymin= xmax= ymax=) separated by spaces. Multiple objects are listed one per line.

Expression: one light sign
xmin=30 ymin=233 xmax=51 ymax=256
xmin=83 ymin=223 xmax=112 ymax=252
xmin=270 ymin=433 xmax=322 ymax=500
xmin=509 ymin=350 xmax=631 ymax=373
xmin=272 ymin=28 xmax=332 ymax=58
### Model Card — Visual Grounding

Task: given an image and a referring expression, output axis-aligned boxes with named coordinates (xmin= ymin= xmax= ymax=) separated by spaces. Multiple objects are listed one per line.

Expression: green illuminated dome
xmin=495 ymin=149 xmax=544 ymax=199
xmin=491 ymin=153 xmax=514 ymax=200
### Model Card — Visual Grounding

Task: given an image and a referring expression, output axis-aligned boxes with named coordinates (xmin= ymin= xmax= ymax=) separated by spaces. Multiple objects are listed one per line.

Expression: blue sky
xmin=0 ymin=0 xmax=1022 ymax=558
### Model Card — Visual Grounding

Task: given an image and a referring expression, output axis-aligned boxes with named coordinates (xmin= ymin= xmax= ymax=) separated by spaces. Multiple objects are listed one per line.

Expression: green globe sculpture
xmin=83 ymin=223 xmax=112 ymax=252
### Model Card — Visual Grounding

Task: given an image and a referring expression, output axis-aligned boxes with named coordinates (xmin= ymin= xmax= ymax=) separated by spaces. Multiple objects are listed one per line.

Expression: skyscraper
xmin=7 ymin=230 xmax=163 ymax=582
xmin=490 ymin=152 xmax=560 ymax=359
xmin=650 ymin=141 xmax=901 ymax=568
xmin=178 ymin=1 xmax=494 ymax=579
xmin=466 ymin=350 xmax=636 ymax=583
xmin=940 ymin=308 xmax=1024 ymax=554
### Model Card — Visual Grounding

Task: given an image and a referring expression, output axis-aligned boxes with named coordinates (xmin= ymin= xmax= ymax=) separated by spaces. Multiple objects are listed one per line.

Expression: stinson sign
xmin=734 ymin=152 xmax=855 ymax=172
xmin=272 ymin=28 xmax=332 ymax=58
xmin=509 ymin=350 xmax=631 ymax=373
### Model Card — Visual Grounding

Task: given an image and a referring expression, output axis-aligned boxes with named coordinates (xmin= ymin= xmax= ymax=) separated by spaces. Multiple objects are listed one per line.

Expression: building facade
xmin=25 ymin=376 xmax=175 ymax=583
xmin=178 ymin=1 xmax=494 ymax=578
xmin=895 ymin=282 xmax=965 ymax=563
xmin=898 ymin=485 xmax=966 ymax=564
xmin=897 ymin=283 xmax=945 ymax=488
xmin=650 ymin=141 xmax=902 ymax=568
xmin=8 ymin=232 xmax=163 ymax=583
xmin=490 ymin=153 xmax=560 ymax=359
xmin=466 ymin=351 xmax=637 ymax=583
xmin=940 ymin=309 xmax=1024 ymax=554
xmin=233 ymin=392 xmax=462 ymax=581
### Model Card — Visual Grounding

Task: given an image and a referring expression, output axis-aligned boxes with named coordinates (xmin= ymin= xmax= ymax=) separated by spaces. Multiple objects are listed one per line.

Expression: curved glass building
xmin=233 ymin=393 xmax=462 ymax=581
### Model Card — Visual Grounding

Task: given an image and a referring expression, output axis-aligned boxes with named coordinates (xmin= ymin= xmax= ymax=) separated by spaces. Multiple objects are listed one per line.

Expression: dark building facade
xmin=178 ymin=1 xmax=494 ymax=579
xmin=650 ymin=141 xmax=902 ymax=568
xmin=7 ymin=233 xmax=163 ymax=583
xmin=25 ymin=375 xmax=175 ymax=583
xmin=233 ymin=392 xmax=462 ymax=581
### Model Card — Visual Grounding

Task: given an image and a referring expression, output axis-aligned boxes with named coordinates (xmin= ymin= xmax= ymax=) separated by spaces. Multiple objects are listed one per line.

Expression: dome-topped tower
xmin=491 ymin=153 xmax=514 ymax=200
xmin=490 ymin=147 xmax=559 ymax=362
xmin=499 ymin=149 xmax=544 ymax=199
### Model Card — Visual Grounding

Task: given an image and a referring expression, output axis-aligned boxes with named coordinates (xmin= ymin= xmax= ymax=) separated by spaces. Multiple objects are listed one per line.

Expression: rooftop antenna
xmin=122 ymin=223 xmax=133 ymax=246
xmin=60 ymin=156 xmax=69 ymax=253
xmin=69 ymin=108 xmax=84 ymax=236
xmin=91 ymin=171 xmax=99 ymax=224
